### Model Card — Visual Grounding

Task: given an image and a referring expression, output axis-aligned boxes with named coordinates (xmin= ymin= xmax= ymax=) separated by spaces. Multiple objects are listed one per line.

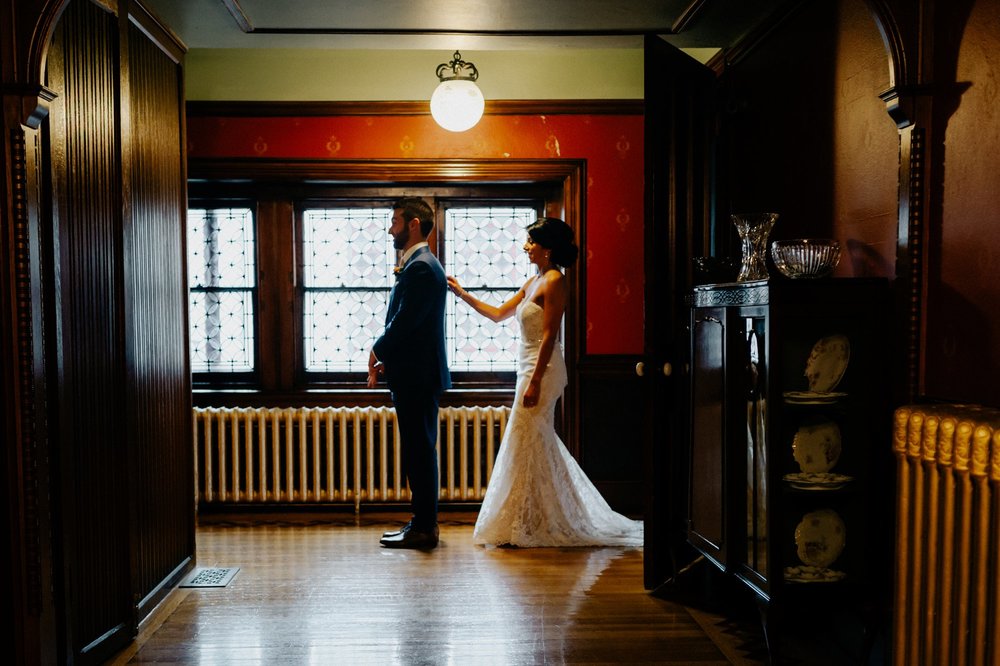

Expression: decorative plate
xmin=783 ymin=472 xmax=853 ymax=490
xmin=784 ymin=565 xmax=847 ymax=583
xmin=804 ymin=334 xmax=851 ymax=392
xmin=783 ymin=390 xmax=848 ymax=404
xmin=791 ymin=421 xmax=842 ymax=473
xmin=794 ymin=508 xmax=846 ymax=568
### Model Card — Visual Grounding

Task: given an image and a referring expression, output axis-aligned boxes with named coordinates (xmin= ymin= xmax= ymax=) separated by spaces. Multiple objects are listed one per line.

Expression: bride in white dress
xmin=446 ymin=217 xmax=643 ymax=548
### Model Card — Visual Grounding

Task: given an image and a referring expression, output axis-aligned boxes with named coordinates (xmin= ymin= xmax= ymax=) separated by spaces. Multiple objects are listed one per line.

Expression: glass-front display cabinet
xmin=687 ymin=278 xmax=893 ymax=660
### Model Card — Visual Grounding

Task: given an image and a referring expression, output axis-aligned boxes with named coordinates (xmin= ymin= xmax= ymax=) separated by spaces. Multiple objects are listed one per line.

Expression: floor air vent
xmin=180 ymin=567 xmax=240 ymax=588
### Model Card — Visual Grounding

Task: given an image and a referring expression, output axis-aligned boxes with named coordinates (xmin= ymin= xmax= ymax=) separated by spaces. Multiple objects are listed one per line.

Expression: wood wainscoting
xmin=576 ymin=355 xmax=646 ymax=515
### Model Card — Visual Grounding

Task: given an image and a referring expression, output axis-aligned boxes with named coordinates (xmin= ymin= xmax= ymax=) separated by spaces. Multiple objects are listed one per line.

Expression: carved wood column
xmin=881 ymin=85 xmax=934 ymax=405
xmin=2 ymin=64 xmax=61 ymax=666
xmin=870 ymin=0 xmax=974 ymax=404
xmin=866 ymin=0 xmax=933 ymax=404
xmin=3 ymin=1 xmax=69 ymax=662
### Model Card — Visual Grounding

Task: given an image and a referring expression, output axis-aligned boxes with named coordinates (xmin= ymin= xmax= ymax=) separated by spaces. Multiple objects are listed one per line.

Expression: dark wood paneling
xmin=688 ymin=308 xmax=727 ymax=566
xmin=48 ymin=1 xmax=132 ymax=661
xmin=576 ymin=356 xmax=644 ymax=514
xmin=125 ymin=19 xmax=194 ymax=621
xmin=3 ymin=107 xmax=59 ymax=666
xmin=41 ymin=2 xmax=193 ymax=662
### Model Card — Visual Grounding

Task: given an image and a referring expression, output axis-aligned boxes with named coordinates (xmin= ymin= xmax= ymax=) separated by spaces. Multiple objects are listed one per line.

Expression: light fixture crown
xmin=436 ymin=50 xmax=479 ymax=83
xmin=430 ymin=50 xmax=485 ymax=133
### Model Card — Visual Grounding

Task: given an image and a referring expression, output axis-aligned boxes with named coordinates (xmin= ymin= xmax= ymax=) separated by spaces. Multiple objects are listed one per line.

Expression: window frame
xmin=186 ymin=198 xmax=261 ymax=387
xmin=187 ymin=158 xmax=584 ymax=412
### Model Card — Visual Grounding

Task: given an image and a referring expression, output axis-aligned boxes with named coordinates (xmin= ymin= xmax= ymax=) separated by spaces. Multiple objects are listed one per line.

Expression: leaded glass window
xmin=186 ymin=193 xmax=548 ymax=386
xmin=299 ymin=204 xmax=535 ymax=375
xmin=446 ymin=206 xmax=535 ymax=372
xmin=187 ymin=207 xmax=256 ymax=373
xmin=302 ymin=207 xmax=394 ymax=372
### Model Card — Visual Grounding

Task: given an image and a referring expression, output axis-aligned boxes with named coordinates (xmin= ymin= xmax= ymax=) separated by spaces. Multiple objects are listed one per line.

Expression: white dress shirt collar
xmin=399 ymin=242 xmax=429 ymax=267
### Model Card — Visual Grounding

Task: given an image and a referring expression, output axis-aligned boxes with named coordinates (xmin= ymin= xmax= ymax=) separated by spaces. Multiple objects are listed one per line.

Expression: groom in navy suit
xmin=369 ymin=197 xmax=451 ymax=549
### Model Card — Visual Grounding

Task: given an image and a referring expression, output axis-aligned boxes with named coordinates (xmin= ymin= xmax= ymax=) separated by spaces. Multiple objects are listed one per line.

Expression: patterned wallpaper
xmin=187 ymin=113 xmax=645 ymax=354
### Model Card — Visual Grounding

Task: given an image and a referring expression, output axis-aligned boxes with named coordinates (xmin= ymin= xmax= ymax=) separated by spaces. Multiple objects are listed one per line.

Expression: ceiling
xmin=141 ymin=0 xmax=790 ymax=52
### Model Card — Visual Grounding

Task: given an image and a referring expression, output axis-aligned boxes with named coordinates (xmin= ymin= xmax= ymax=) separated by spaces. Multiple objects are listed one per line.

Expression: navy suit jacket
xmin=372 ymin=246 xmax=452 ymax=394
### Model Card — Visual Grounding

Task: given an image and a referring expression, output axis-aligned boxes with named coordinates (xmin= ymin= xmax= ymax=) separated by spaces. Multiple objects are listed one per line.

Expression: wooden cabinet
xmin=687 ymin=278 xmax=893 ymax=660
xmin=689 ymin=306 xmax=728 ymax=567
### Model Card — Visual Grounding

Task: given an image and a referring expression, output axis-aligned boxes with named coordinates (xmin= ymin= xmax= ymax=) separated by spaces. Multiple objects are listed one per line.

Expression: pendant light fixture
xmin=430 ymin=50 xmax=485 ymax=132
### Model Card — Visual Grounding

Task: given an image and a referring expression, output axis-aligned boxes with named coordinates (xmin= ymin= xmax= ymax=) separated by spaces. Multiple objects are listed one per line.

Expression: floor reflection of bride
xmin=474 ymin=546 xmax=631 ymax=662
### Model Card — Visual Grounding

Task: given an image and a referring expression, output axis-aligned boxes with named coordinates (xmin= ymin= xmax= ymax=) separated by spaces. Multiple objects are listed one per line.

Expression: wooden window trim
xmin=188 ymin=157 xmax=585 ymax=409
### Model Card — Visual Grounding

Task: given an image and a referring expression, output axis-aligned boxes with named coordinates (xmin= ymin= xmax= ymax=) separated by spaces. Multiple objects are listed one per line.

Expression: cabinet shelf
xmin=780 ymin=484 xmax=857 ymax=495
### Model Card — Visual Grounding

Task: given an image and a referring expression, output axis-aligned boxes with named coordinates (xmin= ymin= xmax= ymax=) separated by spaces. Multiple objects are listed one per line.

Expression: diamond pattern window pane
xmin=304 ymin=291 xmax=389 ymax=372
xmin=187 ymin=208 xmax=255 ymax=288
xmin=302 ymin=207 xmax=394 ymax=372
xmin=188 ymin=290 xmax=255 ymax=373
xmin=446 ymin=207 xmax=535 ymax=372
xmin=303 ymin=208 xmax=394 ymax=288
xmin=187 ymin=208 xmax=256 ymax=373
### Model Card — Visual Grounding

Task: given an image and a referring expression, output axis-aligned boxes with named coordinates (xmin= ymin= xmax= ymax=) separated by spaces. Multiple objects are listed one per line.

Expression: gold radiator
xmin=193 ymin=406 xmax=510 ymax=510
xmin=893 ymin=404 xmax=1000 ymax=665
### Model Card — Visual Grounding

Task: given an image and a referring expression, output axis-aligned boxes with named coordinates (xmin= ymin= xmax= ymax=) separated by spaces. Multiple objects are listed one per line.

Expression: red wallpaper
xmin=187 ymin=113 xmax=645 ymax=354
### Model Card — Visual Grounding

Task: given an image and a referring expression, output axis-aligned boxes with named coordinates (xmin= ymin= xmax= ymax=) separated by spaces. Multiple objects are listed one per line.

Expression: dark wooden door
xmin=642 ymin=35 xmax=717 ymax=589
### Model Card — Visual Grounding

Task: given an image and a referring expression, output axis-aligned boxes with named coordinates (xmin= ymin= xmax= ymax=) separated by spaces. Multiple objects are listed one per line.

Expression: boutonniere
xmin=393 ymin=266 xmax=403 ymax=279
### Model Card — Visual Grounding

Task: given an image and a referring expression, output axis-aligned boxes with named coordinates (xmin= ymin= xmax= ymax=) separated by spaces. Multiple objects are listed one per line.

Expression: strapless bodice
xmin=516 ymin=300 xmax=565 ymax=384
xmin=517 ymin=299 xmax=546 ymax=347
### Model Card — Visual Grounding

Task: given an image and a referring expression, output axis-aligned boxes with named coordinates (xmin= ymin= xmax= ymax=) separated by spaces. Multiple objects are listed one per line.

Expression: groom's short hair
xmin=393 ymin=197 xmax=434 ymax=237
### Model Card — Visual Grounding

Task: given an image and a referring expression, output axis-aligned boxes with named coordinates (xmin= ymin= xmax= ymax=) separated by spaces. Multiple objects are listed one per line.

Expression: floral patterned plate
xmin=783 ymin=472 xmax=852 ymax=490
xmin=784 ymin=565 xmax=847 ymax=583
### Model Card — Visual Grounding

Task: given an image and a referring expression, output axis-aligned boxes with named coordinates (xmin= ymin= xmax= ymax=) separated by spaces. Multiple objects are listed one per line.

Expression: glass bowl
xmin=771 ymin=239 xmax=841 ymax=279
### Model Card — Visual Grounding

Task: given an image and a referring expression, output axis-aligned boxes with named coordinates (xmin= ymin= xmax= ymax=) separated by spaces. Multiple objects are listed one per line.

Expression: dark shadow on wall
xmin=846 ymin=238 xmax=893 ymax=277
xmin=924 ymin=279 xmax=997 ymax=408
xmin=923 ymin=0 xmax=981 ymax=405
xmin=715 ymin=0 xmax=839 ymax=255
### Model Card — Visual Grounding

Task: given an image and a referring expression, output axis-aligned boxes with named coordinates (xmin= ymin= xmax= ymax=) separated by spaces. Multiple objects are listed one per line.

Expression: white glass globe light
xmin=430 ymin=79 xmax=485 ymax=132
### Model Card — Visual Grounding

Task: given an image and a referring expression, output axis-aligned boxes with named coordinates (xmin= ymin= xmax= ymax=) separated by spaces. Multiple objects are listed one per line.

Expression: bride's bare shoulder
xmin=542 ymin=269 xmax=566 ymax=293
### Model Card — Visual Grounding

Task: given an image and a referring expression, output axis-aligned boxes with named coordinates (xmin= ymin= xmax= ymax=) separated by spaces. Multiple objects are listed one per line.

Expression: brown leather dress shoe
xmin=379 ymin=525 xmax=439 ymax=549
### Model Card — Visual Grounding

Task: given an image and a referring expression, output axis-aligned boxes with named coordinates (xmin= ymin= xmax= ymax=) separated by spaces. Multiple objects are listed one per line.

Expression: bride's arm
xmin=447 ymin=275 xmax=524 ymax=322
xmin=522 ymin=271 xmax=566 ymax=407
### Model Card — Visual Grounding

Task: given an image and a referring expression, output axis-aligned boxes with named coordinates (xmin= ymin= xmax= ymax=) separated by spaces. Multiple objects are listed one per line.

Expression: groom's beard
xmin=393 ymin=226 xmax=410 ymax=250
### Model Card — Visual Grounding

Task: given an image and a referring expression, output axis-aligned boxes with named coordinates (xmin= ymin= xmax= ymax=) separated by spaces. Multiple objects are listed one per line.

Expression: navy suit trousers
xmin=392 ymin=389 xmax=441 ymax=530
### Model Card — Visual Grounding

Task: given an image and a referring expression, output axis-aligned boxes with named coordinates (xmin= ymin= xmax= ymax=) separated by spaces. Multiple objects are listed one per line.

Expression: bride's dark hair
xmin=527 ymin=217 xmax=579 ymax=268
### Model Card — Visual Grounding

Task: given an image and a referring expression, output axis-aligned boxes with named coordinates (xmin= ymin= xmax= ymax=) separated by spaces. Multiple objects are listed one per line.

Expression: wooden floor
xmin=106 ymin=512 xmax=764 ymax=665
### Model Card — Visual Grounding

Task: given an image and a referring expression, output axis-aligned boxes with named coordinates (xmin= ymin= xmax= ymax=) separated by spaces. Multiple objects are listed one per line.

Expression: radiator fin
xmin=194 ymin=406 xmax=510 ymax=510
xmin=893 ymin=404 xmax=1000 ymax=666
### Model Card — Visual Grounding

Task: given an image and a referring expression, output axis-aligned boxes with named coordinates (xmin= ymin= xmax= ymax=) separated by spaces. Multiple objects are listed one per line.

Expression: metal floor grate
xmin=179 ymin=567 xmax=239 ymax=588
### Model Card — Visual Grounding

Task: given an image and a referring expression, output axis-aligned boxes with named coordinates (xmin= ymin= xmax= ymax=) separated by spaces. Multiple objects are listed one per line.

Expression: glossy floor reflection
xmin=108 ymin=514 xmax=748 ymax=664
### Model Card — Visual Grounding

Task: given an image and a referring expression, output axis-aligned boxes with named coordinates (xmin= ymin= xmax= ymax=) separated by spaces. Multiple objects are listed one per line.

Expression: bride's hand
xmin=446 ymin=275 xmax=463 ymax=296
xmin=522 ymin=380 xmax=540 ymax=408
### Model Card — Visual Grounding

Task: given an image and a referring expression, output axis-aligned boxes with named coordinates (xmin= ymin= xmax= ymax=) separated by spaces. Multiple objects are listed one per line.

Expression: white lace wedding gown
xmin=473 ymin=300 xmax=644 ymax=547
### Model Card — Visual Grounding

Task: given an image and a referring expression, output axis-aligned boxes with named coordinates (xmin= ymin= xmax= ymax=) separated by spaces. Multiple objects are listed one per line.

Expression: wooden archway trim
xmin=2 ymin=1 xmax=69 ymax=127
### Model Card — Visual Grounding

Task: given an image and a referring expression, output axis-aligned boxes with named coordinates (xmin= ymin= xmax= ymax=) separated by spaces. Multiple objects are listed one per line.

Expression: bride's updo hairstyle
xmin=527 ymin=217 xmax=579 ymax=268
